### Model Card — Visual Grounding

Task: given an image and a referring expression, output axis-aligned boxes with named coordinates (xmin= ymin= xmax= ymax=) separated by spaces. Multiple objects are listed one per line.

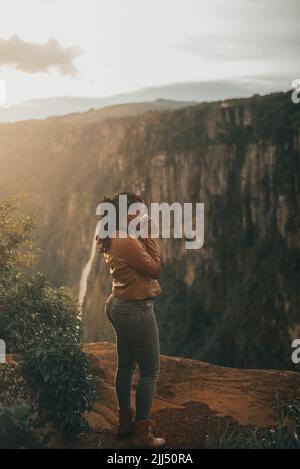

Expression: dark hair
xmin=97 ymin=191 xmax=144 ymax=253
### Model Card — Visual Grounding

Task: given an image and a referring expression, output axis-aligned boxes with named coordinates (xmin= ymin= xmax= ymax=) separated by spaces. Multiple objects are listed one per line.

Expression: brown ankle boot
xmin=117 ymin=409 xmax=134 ymax=439
xmin=131 ymin=419 xmax=166 ymax=449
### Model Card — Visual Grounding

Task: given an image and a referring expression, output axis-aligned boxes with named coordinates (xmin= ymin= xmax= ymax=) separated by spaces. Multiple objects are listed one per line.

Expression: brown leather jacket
xmin=104 ymin=231 xmax=162 ymax=300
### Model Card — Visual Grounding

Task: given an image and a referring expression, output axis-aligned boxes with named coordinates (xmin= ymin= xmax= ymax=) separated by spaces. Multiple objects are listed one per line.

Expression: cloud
xmin=0 ymin=35 xmax=81 ymax=76
xmin=174 ymin=0 xmax=300 ymax=65
xmin=178 ymin=31 xmax=300 ymax=62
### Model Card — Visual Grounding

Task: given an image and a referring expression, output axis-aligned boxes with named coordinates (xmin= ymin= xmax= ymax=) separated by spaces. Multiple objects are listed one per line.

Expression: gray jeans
xmin=105 ymin=295 xmax=160 ymax=421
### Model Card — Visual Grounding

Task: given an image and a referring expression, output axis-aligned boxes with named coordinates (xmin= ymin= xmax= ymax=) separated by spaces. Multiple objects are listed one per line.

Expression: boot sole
xmin=130 ymin=440 xmax=166 ymax=449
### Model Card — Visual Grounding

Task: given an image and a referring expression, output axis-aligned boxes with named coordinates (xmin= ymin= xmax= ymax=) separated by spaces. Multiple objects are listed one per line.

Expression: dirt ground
xmin=73 ymin=342 xmax=300 ymax=449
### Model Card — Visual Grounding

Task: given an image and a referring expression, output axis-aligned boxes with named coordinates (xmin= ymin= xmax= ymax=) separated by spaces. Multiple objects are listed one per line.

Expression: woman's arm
xmin=113 ymin=236 xmax=162 ymax=279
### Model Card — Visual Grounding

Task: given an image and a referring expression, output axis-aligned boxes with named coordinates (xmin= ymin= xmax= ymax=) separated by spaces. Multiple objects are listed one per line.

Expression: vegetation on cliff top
xmin=206 ymin=400 xmax=300 ymax=449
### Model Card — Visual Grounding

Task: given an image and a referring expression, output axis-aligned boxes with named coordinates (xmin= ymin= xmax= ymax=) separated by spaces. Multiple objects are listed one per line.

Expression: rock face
xmin=78 ymin=342 xmax=300 ymax=449
xmin=0 ymin=91 xmax=299 ymax=370
xmin=73 ymin=92 xmax=300 ymax=370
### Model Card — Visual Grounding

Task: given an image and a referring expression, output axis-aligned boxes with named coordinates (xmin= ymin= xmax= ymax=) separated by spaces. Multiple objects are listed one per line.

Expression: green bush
xmin=22 ymin=338 xmax=95 ymax=443
xmin=0 ymin=363 xmax=29 ymax=406
xmin=0 ymin=193 xmax=35 ymax=283
xmin=0 ymin=195 xmax=96 ymax=445
xmin=0 ymin=273 xmax=81 ymax=354
xmin=0 ymin=404 xmax=42 ymax=449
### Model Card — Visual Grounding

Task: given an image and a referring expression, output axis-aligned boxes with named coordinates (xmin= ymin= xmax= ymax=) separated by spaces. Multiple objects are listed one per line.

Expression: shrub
xmin=0 ymin=404 xmax=42 ymax=449
xmin=0 ymin=193 xmax=35 ymax=284
xmin=0 ymin=195 xmax=96 ymax=445
xmin=22 ymin=338 xmax=96 ymax=444
xmin=0 ymin=273 xmax=81 ymax=354
xmin=0 ymin=363 xmax=29 ymax=406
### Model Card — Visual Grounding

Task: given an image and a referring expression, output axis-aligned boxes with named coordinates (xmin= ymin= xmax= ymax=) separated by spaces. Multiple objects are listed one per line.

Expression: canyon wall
xmin=0 ymin=93 xmax=299 ymax=369
xmin=83 ymin=92 xmax=300 ymax=370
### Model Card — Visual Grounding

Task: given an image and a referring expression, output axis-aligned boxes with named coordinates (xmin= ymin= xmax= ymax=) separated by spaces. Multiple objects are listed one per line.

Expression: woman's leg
xmin=135 ymin=358 xmax=160 ymax=421
xmin=129 ymin=301 xmax=165 ymax=448
xmin=105 ymin=297 xmax=136 ymax=411
xmin=107 ymin=297 xmax=165 ymax=447
xmin=114 ymin=333 xmax=136 ymax=411
xmin=130 ymin=302 xmax=160 ymax=421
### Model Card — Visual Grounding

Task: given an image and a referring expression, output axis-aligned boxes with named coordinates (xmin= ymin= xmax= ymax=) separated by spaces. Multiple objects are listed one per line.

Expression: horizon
xmin=2 ymin=78 xmax=292 ymax=107
xmin=0 ymin=78 xmax=292 ymax=124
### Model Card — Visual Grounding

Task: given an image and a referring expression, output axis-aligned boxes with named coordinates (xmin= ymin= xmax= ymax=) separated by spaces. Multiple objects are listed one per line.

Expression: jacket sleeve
xmin=116 ymin=236 xmax=162 ymax=279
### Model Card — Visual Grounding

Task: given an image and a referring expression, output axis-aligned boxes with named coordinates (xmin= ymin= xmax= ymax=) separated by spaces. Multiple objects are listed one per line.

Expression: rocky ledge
xmin=77 ymin=342 xmax=300 ymax=448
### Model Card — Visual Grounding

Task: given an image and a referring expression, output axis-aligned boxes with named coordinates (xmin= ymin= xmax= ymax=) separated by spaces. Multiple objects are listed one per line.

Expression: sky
xmin=0 ymin=0 xmax=299 ymax=104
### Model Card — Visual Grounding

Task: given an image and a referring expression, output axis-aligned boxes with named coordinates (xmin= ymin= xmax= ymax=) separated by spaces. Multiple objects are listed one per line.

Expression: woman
xmin=97 ymin=192 xmax=166 ymax=449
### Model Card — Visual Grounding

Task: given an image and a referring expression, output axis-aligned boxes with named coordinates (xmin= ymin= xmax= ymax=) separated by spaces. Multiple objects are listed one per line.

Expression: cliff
xmin=76 ymin=343 xmax=300 ymax=449
xmin=0 ymin=92 xmax=299 ymax=370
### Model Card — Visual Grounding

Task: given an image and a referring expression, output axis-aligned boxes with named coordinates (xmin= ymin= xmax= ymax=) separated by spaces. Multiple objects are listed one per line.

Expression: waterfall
xmin=78 ymin=232 xmax=97 ymax=314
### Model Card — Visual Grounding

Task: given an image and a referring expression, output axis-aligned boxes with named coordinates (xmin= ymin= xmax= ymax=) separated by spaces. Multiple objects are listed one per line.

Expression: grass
xmin=205 ymin=401 xmax=300 ymax=449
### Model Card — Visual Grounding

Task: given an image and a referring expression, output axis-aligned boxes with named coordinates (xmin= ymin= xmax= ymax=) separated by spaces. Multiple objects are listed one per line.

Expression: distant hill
xmin=0 ymin=77 xmax=289 ymax=123
xmin=0 ymin=96 xmax=193 ymax=123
